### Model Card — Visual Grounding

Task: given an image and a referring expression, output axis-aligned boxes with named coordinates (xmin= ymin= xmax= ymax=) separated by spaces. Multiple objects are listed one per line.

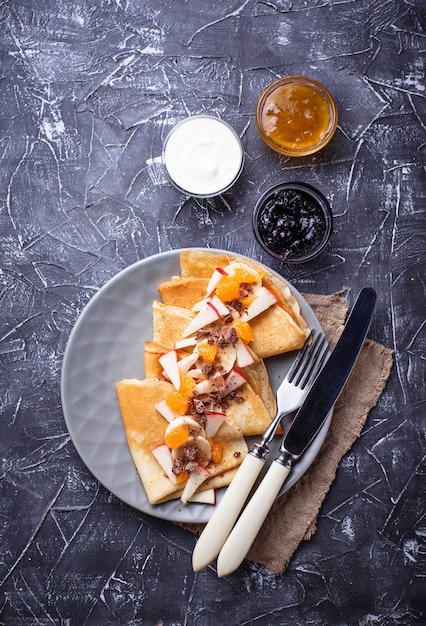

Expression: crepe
xmin=116 ymin=248 xmax=310 ymax=506
xmin=116 ymin=378 xmax=247 ymax=504
xmin=158 ymin=277 xmax=209 ymax=309
xmin=152 ymin=294 xmax=307 ymax=359
xmin=180 ymin=248 xmax=305 ymax=324
xmin=160 ymin=249 xmax=310 ymax=357
xmin=152 ymin=300 xmax=195 ymax=349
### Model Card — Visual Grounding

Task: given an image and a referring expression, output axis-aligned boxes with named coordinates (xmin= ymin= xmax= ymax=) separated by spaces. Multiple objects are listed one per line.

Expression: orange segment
xmin=240 ymin=295 xmax=256 ymax=308
xmin=166 ymin=392 xmax=189 ymax=415
xmin=179 ymin=373 xmax=196 ymax=395
xmin=208 ymin=438 xmax=223 ymax=464
xmin=175 ymin=470 xmax=190 ymax=484
xmin=215 ymin=275 xmax=241 ymax=301
xmin=166 ymin=374 xmax=195 ymax=415
xmin=233 ymin=320 xmax=254 ymax=343
xmin=233 ymin=267 xmax=264 ymax=284
xmin=197 ymin=342 xmax=217 ymax=363
xmin=165 ymin=425 xmax=190 ymax=449
xmin=215 ymin=268 xmax=264 ymax=302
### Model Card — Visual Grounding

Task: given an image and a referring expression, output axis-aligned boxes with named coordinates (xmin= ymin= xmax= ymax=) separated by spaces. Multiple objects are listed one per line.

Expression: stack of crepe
xmin=116 ymin=249 xmax=310 ymax=505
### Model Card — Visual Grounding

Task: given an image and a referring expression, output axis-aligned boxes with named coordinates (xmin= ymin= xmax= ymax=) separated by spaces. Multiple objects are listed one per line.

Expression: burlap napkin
xmin=182 ymin=292 xmax=394 ymax=575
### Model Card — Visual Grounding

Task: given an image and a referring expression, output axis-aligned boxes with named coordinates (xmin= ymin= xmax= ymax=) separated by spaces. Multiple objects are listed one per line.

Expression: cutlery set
xmin=192 ymin=287 xmax=377 ymax=576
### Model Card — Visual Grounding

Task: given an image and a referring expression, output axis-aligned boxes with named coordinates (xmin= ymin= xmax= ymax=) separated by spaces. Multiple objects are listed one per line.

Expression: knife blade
xmin=216 ymin=287 xmax=376 ymax=577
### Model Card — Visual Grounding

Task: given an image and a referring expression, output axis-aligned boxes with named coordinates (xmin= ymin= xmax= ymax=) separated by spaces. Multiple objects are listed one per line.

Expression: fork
xmin=192 ymin=329 xmax=329 ymax=572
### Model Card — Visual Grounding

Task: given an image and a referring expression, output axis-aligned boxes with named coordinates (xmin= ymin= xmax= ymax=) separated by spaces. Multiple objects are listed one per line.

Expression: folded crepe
xmin=116 ymin=248 xmax=310 ymax=506
xmin=158 ymin=249 xmax=310 ymax=358
xmin=151 ymin=300 xmax=194 ymax=349
xmin=116 ymin=378 xmax=248 ymax=504
xmin=158 ymin=277 xmax=209 ymax=309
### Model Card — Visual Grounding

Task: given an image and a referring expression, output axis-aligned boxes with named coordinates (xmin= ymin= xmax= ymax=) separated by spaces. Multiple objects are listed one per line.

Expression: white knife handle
xmin=192 ymin=453 xmax=265 ymax=572
xmin=217 ymin=461 xmax=291 ymax=577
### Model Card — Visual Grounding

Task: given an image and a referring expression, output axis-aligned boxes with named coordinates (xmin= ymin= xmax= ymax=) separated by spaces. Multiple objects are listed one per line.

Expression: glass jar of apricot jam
xmin=256 ymin=76 xmax=337 ymax=156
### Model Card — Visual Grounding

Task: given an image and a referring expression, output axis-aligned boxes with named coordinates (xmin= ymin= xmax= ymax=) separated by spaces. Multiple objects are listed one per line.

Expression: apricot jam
xmin=252 ymin=182 xmax=332 ymax=263
xmin=256 ymin=77 xmax=337 ymax=156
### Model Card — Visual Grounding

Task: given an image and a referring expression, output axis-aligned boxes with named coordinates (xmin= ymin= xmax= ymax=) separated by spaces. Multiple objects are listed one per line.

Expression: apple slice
xmin=188 ymin=488 xmax=216 ymax=505
xmin=181 ymin=465 xmax=211 ymax=504
xmin=235 ymin=338 xmax=255 ymax=368
xmin=205 ymin=411 xmax=226 ymax=437
xmin=240 ymin=286 xmax=277 ymax=322
xmin=194 ymin=371 xmax=226 ymax=395
xmin=159 ymin=350 xmax=181 ymax=390
xmin=186 ymin=368 xmax=204 ymax=381
xmin=177 ymin=352 xmax=198 ymax=373
xmin=191 ymin=298 xmax=209 ymax=312
xmin=193 ymin=295 xmax=229 ymax=315
xmin=223 ymin=369 xmax=247 ymax=395
xmin=155 ymin=399 xmax=179 ymax=423
xmin=182 ymin=301 xmax=221 ymax=337
xmin=209 ymin=295 xmax=229 ymax=316
xmin=206 ymin=267 xmax=228 ymax=296
xmin=174 ymin=337 xmax=198 ymax=350
xmin=151 ymin=443 xmax=177 ymax=484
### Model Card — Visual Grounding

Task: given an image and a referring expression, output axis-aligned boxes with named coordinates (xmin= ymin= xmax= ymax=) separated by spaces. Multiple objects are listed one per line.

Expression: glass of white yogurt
xmin=162 ymin=115 xmax=245 ymax=197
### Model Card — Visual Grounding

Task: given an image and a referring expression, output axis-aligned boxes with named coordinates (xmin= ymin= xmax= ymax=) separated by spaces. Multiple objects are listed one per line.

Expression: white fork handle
xmin=192 ymin=453 xmax=264 ymax=572
xmin=217 ymin=461 xmax=291 ymax=577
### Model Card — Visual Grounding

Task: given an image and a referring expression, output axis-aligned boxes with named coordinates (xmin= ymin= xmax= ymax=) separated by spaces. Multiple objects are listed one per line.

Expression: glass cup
xmin=252 ymin=181 xmax=332 ymax=263
xmin=162 ymin=115 xmax=245 ymax=197
xmin=256 ymin=76 xmax=338 ymax=157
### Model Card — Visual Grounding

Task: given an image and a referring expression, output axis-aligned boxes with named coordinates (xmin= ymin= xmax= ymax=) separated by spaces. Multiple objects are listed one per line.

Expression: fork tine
xmin=285 ymin=330 xmax=315 ymax=383
xmin=257 ymin=329 xmax=327 ymax=450
xmin=298 ymin=333 xmax=328 ymax=388
xmin=291 ymin=332 xmax=328 ymax=388
xmin=292 ymin=332 xmax=322 ymax=386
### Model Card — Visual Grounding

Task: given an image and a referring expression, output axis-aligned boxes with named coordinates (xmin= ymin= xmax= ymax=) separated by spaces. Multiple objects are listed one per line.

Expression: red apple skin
xmin=223 ymin=369 xmax=247 ymax=395
xmin=207 ymin=300 xmax=220 ymax=317
xmin=206 ymin=267 xmax=228 ymax=296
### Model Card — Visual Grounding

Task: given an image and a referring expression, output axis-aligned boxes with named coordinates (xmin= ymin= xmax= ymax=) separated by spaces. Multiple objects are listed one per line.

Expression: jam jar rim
xmin=252 ymin=181 xmax=333 ymax=263
xmin=255 ymin=75 xmax=338 ymax=157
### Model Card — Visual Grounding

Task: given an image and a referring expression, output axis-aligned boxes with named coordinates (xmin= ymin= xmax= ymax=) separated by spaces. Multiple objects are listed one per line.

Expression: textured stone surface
xmin=0 ymin=1 xmax=424 ymax=624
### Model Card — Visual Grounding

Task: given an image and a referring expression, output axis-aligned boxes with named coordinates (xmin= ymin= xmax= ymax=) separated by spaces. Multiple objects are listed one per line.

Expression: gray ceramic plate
xmin=61 ymin=248 xmax=331 ymax=523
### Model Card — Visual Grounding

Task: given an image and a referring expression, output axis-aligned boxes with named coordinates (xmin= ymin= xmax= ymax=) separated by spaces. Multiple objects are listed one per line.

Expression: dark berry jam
xmin=253 ymin=183 xmax=332 ymax=262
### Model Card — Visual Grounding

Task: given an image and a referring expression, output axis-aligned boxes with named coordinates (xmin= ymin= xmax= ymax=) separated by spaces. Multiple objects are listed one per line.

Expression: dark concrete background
xmin=1 ymin=1 xmax=425 ymax=624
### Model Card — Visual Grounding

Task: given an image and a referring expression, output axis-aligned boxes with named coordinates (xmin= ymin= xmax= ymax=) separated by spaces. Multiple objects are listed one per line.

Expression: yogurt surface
xmin=163 ymin=116 xmax=244 ymax=197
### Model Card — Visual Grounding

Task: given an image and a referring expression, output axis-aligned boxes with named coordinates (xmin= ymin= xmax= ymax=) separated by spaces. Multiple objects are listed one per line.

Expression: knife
xmin=216 ymin=287 xmax=376 ymax=577
xmin=192 ymin=330 xmax=327 ymax=573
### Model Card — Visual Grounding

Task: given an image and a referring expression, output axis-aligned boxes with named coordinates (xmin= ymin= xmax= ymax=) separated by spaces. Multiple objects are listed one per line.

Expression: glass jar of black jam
xmin=252 ymin=182 xmax=332 ymax=263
